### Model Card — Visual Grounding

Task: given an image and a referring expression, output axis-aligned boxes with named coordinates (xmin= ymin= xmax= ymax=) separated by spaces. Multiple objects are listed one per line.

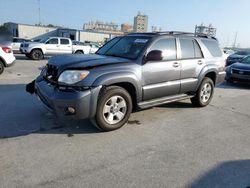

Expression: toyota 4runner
xmin=26 ymin=31 xmax=226 ymax=131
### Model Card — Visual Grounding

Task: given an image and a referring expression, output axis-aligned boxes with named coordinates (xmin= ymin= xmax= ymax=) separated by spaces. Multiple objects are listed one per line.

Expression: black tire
xmin=25 ymin=54 xmax=31 ymax=59
xmin=0 ymin=61 xmax=4 ymax=75
xmin=191 ymin=77 xmax=214 ymax=107
xmin=75 ymin=50 xmax=84 ymax=54
xmin=93 ymin=86 xmax=132 ymax=131
xmin=30 ymin=49 xmax=44 ymax=60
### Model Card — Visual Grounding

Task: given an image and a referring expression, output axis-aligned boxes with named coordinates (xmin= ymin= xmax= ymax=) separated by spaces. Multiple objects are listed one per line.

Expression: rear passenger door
xmin=142 ymin=37 xmax=181 ymax=101
xmin=59 ymin=39 xmax=72 ymax=54
xmin=178 ymin=38 xmax=205 ymax=93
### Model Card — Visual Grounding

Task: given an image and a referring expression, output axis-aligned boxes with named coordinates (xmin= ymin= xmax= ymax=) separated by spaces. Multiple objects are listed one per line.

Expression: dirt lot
xmin=0 ymin=55 xmax=250 ymax=188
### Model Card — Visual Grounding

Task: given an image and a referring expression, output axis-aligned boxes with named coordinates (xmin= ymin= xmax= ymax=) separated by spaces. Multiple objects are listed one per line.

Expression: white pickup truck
xmin=20 ymin=37 xmax=92 ymax=60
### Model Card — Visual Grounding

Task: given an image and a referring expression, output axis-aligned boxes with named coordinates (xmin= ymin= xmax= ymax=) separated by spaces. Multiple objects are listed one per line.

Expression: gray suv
xmin=26 ymin=32 xmax=226 ymax=131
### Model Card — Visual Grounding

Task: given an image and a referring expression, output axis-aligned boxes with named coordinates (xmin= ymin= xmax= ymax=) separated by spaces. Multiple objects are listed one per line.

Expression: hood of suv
xmin=231 ymin=62 xmax=250 ymax=71
xmin=48 ymin=54 xmax=132 ymax=69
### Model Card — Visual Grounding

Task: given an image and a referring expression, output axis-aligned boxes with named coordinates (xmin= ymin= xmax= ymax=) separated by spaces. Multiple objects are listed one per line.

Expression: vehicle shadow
xmin=158 ymin=101 xmax=193 ymax=109
xmin=187 ymin=160 xmax=250 ymax=188
xmin=0 ymin=84 xmax=100 ymax=139
xmin=14 ymin=54 xmax=50 ymax=61
xmin=217 ymin=81 xmax=250 ymax=90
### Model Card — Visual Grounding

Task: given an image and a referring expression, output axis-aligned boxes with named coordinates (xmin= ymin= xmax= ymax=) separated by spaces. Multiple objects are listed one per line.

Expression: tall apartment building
xmin=133 ymin=12 xmax=148 ymax=32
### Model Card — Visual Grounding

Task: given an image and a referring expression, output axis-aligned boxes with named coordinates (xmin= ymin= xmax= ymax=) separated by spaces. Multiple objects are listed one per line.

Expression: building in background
xmin=133 ymin=12 xmax=148 ymax=32
xmin=83 ymin=21 xmax=118 ymax=32
xmin=195 ymin=24 xmax=216 ymax=37
xmin=121 ymin=23 xmax=133 ymax=33
xmin=4 ymin=22 xmax=58 ymax=40
xmin=4 ymin=22 xmax=113 ymax=43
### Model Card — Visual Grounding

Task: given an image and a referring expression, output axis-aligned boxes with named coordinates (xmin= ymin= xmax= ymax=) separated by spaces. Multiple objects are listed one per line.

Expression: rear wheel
xmin=93 ymin=86 xmax=132 ymax=131
xmin=191 ymin=77 xmax=214 ymax=107
xmin=0 ymin=61 xmax=4 ymax=75
xmin=75 ymin=50 xmax=84 ymax=54
xmin=30 ymin=49 xmax=44 ymax=60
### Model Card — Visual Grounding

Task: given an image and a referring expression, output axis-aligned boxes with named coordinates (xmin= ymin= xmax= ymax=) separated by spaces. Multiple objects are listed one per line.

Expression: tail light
xmin=1 ymin=47 xmax=12 ymax=53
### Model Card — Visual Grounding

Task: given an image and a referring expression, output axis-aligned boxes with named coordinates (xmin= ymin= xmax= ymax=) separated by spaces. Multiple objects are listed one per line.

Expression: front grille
xmin=232 ymin=68 xmax=250 ymax=75
xmin=45 ymin=65 xmax=58 ymax=83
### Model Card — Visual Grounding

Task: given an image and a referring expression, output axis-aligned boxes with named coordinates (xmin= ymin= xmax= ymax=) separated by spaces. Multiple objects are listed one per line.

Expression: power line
xmin=38 ymin=0 xmax=41 ymax=25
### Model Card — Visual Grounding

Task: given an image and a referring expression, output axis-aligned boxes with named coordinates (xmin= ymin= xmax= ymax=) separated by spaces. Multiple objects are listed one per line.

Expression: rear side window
xmin=201 ymin=39 xmax=222 ymax=57
xmin=150 ymin=38 xmax=177 ymax=61
xmin=179 ymin=38 xmax=203 ymax=59
xmin=60 ymin=39 xmax=70 ymax=45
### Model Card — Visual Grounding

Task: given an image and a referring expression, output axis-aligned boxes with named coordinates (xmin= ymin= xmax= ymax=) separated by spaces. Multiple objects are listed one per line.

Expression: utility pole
xmin=233 ymin=32 xmax=238 ymax=48
xmin=38 ymin=0 xmax=41 ymax=25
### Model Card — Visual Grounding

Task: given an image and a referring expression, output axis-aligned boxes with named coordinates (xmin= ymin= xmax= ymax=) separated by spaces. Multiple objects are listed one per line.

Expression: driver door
xmin=45 ymin=38 xmax=60 ymax=54
xmin=142 ymin=38 xmax=181 ymax=101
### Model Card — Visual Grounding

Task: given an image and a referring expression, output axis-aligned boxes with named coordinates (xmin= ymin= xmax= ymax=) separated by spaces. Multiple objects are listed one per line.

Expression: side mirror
xmin=146 ymin=50 xmax=163 ymax=62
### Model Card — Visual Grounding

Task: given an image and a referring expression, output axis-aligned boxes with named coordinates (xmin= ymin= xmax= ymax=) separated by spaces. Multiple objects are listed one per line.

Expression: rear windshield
xmin=201 ymin=39 xmax=222 ymax=57
xmin=235 ymin=51 xmax=250 ymax=56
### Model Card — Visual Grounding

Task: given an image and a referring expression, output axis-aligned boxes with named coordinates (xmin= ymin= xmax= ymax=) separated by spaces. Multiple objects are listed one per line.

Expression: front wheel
xmin=30 ymin=49 xmax=44 ymax=60
xmin=93 ymin=86 xmax=132 ymax=131
xmin=191 ymin=77 xmax=214 ymax=107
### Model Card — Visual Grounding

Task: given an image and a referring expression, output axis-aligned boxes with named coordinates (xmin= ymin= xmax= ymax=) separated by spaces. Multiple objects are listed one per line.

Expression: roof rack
xmin=127 ymin=31 xmax=217 ymax=40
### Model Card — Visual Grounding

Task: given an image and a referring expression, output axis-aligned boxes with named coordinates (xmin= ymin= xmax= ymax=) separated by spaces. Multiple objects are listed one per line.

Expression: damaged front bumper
xmin=26 ymin=79 xmax=102 ymax=119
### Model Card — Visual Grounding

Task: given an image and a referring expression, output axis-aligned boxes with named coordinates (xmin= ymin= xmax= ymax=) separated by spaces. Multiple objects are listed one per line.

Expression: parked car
xmin=20 ymin=37 xmax=91 ymax=60
xmin=12 ymin=37 xmax=31 ymax=53
xmin=226 ymin=55 xmax=250 ymax=83
xmin=0 ymin=43 xmax=16 ymax=75
xmin=223 ymin=49 xmax=234 ymax=59
xmin=73 ymin=41 xmax=100 ymax=54
xmin=89 ymin=43 xmax=100 ymax=54
xmin=226 ymin=51 xmax=250 ymax=66
xmin=26 ymin=32 xmax=226 ymax=131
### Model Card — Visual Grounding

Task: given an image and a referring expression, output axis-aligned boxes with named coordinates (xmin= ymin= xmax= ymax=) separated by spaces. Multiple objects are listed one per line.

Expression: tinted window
xmin=46 ymin=38 xmax=58 ymax=44
xmin=97 ymin=36 xmax=150 ymax=59
xmin=193 ymin=40 xmax=203 ymax=58
xmin=60 ymin=39 xmax=70 ymax=45
xmin=201 ymin=39 xmax=222 ymax=57
xmin=180 ymin=38 xmax=195 ymax=59
xmin=150 ymin=38 xmax=177 ymax=60
xmin=241 ymin=56 xmax=250 ymax=64
xmin=235 ymin=51 xmax=250 ymax=56
xmin=96 ymin=37 xmax=121 ymax=55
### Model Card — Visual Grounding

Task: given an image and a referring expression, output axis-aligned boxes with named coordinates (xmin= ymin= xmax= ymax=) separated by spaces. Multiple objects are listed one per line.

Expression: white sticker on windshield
xmin=134 ymin=39 xmax=148 ymax=43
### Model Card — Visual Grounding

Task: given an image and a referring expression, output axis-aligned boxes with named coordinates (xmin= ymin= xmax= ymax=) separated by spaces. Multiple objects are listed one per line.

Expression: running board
xmin=138 ymin=94 xmax=194 ymax=109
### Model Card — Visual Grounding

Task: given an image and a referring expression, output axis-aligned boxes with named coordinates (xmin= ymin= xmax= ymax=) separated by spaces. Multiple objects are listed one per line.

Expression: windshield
xmin=96 ymin=36 xmax=151 ymax=59
xmin=235 ymin=51 xmax=250 ymax=55
xmin=241 ymin=56 xmax=250 ymax=64
xmin=39 ymin=37 xmax=49 ymax=43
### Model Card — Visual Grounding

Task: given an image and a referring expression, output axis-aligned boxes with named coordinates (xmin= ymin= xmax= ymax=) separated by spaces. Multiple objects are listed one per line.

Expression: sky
xmin=0 ymin=0 xmax=250 ymax=47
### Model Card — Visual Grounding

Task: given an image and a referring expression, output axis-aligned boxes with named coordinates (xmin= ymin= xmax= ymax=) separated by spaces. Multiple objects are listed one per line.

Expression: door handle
xmin=173 ymin=62 xmax=180 ymax=68
xmin=197 ymin=60 xmax=203 ymax=65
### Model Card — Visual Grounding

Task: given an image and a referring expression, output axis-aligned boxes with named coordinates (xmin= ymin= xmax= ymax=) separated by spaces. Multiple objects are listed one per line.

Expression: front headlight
xmin=58 ymin=70 xmax=89 ymax=84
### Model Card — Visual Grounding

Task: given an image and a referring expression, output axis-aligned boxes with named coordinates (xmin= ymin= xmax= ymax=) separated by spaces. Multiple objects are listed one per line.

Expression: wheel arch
xmin=93 ymin=72 xmax=142 ymax=107
xmin=0 ymin=57 xmax=7 ymax=67
xmin=196 ymin=66 xmax=218 ymax=90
